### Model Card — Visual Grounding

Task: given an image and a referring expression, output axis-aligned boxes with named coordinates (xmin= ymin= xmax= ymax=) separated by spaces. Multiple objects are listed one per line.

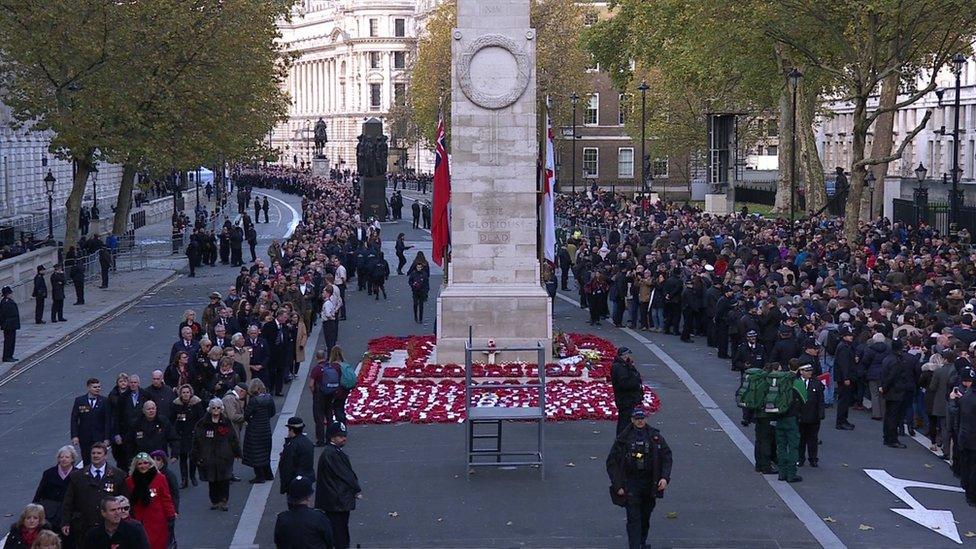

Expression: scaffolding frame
xmin=464 ymin=339 xmax=546 ymax=479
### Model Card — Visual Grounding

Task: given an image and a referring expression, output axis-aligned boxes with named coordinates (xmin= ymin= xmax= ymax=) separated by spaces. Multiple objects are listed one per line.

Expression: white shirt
xmin=322 ymin=299 xmax=337 ymax=321
xmin=90 ymin=464 xmax=105 ymax=478
xmin=334 ymin=265 xmax=347 ymax=285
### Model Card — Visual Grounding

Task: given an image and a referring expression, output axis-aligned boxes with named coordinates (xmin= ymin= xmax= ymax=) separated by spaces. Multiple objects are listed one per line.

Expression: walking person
xmin=0 ymin=285 xmax=20 ymax=362
xmin=192 ymin=398 xmax=241 ymax=511
xmin=407 ymin=260 xmax=429 ymax=324
xmin=69 ymin=253 xmax=86 ymax=305
xmin=246 ymin=224 xmax=258 ymax=264
xmin=124 ymin=453 xmax=176 ymax=549
xmin=61 ymin=442 xmax=131 ymax=542
xmin=321 ymin=287 xmax=339 ymax=355
xmin=606 ymin=408 xmax=672 ymax=549
xmin=833 ymin=325 xmax=857 ymax=430
xmin=32 ymin=446 xmax=78 ymax=534
xmin=315 ymin=422 xmax=361 ymax=549
xmin=4 ymin=503 xmax=55 ymax=548
xmin=243 ymin=379 xmax=276 ymax=484
xmin=50 ymin=264 xmax=66 ymax=322
xmin=394 ymin=233 xmax=412 ymax=275
xmin=32 ymin=265 xmax=47 ymax=324
xmin=274 ymin=476 xmax=334 ymax=548
xmin=950 ymin=368 xmax=976 ymax=505
xmin=880 ymin=339 xmax=911 ymax=449
xmin=611 ymin=348 xmax=643 ymax=435
xmin=98 ymin=246 xmax=111 ymax=288
xmin=70 ymin=377 xmax=110 ymax=466
xmin=170 ymin=384 xmax=204 ymax=488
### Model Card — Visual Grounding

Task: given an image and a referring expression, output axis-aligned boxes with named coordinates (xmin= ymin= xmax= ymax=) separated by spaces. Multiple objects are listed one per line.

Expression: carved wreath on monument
xmin=455 ymin=32 xmax=533 ymax=110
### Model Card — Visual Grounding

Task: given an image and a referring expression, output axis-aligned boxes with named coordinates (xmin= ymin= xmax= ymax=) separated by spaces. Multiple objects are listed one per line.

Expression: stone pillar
xmin=436 ymin=0 xmax=552 ymax=364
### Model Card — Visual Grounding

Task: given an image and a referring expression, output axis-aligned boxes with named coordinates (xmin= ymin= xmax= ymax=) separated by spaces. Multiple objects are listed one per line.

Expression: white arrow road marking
xmin=865 ymin=468 xmax=965 ymax=544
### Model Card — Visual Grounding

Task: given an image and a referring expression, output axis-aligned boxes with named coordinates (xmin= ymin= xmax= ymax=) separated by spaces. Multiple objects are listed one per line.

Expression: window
xmin=766 ymin=119 xmax=778 ymax=137
xmin=766 ymin=145 xmax=778 ymax=156
xmin=369 ymin=52 xmax=381 ymax=69
xmin=583 ymin=147 xmax=599 ymax=178
xmin=584 ymin=12 xmax=598 ymax=27
xmin=617 ymin=148 xmax=634 ymax=179
xmin=370 ymin=83 xmax=382 ymax=110
xmin=584 ymin=94 xmax=599 ymax=126
xmin=394 ymin=18 xmax=406 ymax=37
xmin=394 ymin=83 xmax=406 ymax=106
xmin=652 ymin=158 xmax=668 ymax=177
xmin=369 ymin=18 xmax=379 ymax=37
xmin=393 ymin=51 xmax=406 ymax=69
xmin=618 ymin=93 xmax=631 ymax=125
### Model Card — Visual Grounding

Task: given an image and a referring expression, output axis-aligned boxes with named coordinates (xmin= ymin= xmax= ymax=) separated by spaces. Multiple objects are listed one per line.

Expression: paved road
xmin=0 ymin=189 xmax=300 ymax=548
xmin=246 ymin=204 xmax=972 ymax=548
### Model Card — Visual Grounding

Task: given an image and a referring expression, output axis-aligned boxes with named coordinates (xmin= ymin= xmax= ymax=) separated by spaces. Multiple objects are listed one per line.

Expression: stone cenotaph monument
xmin=357 ymin=117 xmax=389 ymax=221
xmin=435 ymin=0 xmax=552 ymax=363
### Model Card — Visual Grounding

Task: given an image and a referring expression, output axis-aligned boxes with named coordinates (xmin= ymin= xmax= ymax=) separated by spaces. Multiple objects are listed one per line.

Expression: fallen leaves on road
xmin=388 ymin=512 xmax=399 ymax=518
xmin=964 ymin=531 xmax=975 ymax=538
xmin=565 ymin=462 xmax=576 ymax=467
xmin=666 ymin=512 xmax=677 ymax=519
xmin=506 ymin=521 xmax=513 ymax=526
xmin=858 ymin=524 xmax=874 ymax=531
xmin=841 ymin=463 xmax=849 ymax=467
xmin=589 ymin=456 xmax=598 ymax=460
xmin=924 ymin=463 xmax=933 ymax=468
xmin=822 ymin=517 xmax=836 ymax=523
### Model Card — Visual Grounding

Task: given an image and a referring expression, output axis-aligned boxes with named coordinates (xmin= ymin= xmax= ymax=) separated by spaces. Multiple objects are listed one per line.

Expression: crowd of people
xmin=5 ymin=167 xmax=428 ymax=548
xmin=560 ymin=189 xmax=976 ymax=503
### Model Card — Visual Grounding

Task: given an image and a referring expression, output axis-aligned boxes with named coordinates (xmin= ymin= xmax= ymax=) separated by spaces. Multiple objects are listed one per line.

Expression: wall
xmin=0 ymin=246 xmax=59 ymax=305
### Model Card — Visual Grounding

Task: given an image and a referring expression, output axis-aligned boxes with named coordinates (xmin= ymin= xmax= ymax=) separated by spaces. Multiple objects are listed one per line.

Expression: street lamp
xmin=43 ymin=170 xmax=55 ymax=241
xmin=570 ymin=92 xmax=579 ymax=194
xmin=90 ymin=164 xmax=99 ymax=218
xmin=788 ymin=68 xmax=803 ymax=224
xmin=950 ymin=52 xmax=967 ymax=230
xmin=638 ymin=80 xmax=649 ymax=197
xmin=914 ymin=162 xmax=928 ymax=226
xmin=866 ymin=170 xmax=876 ymax=220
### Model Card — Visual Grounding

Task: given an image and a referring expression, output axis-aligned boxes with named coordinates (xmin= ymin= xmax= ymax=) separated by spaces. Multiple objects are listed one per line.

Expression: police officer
xmin=50 ymin=263 xmax=67 ymax=322
xmin=733 ymin=330 xmax=766 ymax=427
xmin=797 ymin=363 xmax=825 ymax=468
xmin=279 ymin=417 xmax=315 ymax=495
xmin=611 ymin=347 xmax=643 ymax=435
xmin=606 ymin=408 xmax=672 ymax=549
xmin=32 ymin=264 xmax=47 ymax=324
xmin=950 ymin=367 xmax=976 ymax=505
xmin=833 ymin=325 xmax=857 ymax=430
xmin=0 ymin=285 xmax=20 ymax=362
xmin=713 ymin=286 xmax=735 ymax=359
xmin=315 ymin=422 xmax=360 ymax=549
xmin=276 ymin=475 xmax=334 ymax=548
xmin=71 ymin=378 xmax=111 ymax=466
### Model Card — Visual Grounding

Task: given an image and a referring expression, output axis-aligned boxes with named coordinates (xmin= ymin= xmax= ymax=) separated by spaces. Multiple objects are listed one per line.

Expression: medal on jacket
xmin=149 ymin=488 xmax=157 ymax=498
xmin=104 ymin=482 xmax=114 ymax=492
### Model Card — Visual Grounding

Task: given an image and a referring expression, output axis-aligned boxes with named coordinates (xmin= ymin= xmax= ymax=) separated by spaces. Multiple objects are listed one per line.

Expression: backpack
xmin=763 ymin=371 xmax=797 ymax=414
xmin=339 ymin=362 xmax=357 ymax=390
xmin=736 ymin=368 xmax=770 ymax=410
xmin=318 ymin=363 xmax=341 ymax=395
xmin=825 ymin=329 xmax=840 ymax=356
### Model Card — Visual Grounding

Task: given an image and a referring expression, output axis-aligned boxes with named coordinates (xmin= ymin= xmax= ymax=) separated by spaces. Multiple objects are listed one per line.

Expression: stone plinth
xmin=704 ymin=193 xmax=731 ymax=215
xmin=312 ymin=157 xmax=329 ymax=178
xmin=436 ymin=0 xmax=551 ymax=364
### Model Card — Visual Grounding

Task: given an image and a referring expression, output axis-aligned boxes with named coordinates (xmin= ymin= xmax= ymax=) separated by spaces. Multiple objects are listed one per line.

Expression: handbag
xmin=609 ymin=485 xmax=626 ymax=507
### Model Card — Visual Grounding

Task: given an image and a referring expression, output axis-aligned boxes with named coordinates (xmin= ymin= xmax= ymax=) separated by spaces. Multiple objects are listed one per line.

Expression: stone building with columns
xmin=275 ymin=0 xmax=438 ymax=172
xmin=0 ymin=102 xmax=122 ymax=236
xmin=816 ymin=53 xmax=976 ymax=185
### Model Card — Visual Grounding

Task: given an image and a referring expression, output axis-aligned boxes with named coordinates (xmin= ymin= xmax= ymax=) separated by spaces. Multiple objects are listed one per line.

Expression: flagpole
xmin=437 ymin=94 xmax=450 ymax=286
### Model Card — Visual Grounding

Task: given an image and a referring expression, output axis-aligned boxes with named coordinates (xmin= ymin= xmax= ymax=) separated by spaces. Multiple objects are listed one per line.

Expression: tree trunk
xmin=64 ymin=154 xmax=93 ymax=252
xmin=843 ymin=97 xmax=870 ymax=242
xmin=112 ymin=164 xmax=138 ymax=236
xmin=867 ymin=71 xmax=899 ymax=221
xmin=797 ymin=85 xmax=825 ymax=213
xmin=773 ymin=89 xmax=793 ymax=215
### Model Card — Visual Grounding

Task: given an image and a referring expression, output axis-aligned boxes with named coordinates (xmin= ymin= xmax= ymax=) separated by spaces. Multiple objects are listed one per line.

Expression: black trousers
xmin=51 ymin=299 xmax=64 ymax=321
xmin=178 ymin=451 xmax=197 ymax=480
xmin=396 ymin=253 xmax=407 ymax=274
xmin=312 ymin=391 xmax=334 ymax=443
xmin=883 ymin=398 xmax=903 ymax=444
xmin=680 ymin=308 xmax=695 ymax=341
xmin=100 ymin=266 xmax=109 ymax=288
xmin=208 ymin=480 xmax=230 ymax=504
xmin=835 ymin=383 xmax=853 ymax=427
xmin=664 ymin=303 xmax=681 ymax=334
xmin=715 ymin=323 xmax=730 ymax=358
xmin=616 ymin=404 xmax=634 ymax=435
xmin=35 ymin=297 xmax=44 ymax=323
xmin=325 ymin=511 xmax=350 ymax=549
xmin=2 ymin=329 xmax=15 ymax=360
xmin=960 ymin=448 xmax=976 ymax=503
xmin=323 ymin=319 xmax=338 ymax=354
xmin=74 ymin=281 xmax=85 ymax=304
xmin=338 ymin=284 xmax=347 ymax=319
xmin=269 ymin=361 xmax=285 ymax=395
xmin=623 ymin=483 xmax=656 ymax=549
xmin=412 ymin=294 xmax=426 ymax=322
xmin=798 ymin=422 xmax=820 ymax=462
xmin=249 ymin=242 xmax=257 ymax=263
xmin=612 ymin=300 xmax=626 ymax=325
xmin=560 ymin=268 xmax=569 ymax=290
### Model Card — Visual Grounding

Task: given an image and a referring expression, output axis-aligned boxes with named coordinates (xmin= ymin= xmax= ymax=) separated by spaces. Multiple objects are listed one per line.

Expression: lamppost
xmin=90 ymin=164 xmax=98 ymax=214
xmin=788 ymin=67 xmax=803 ymax=224
xmin=866 ymin=170 xmax=876 ymax=219
xmin=195 ymin=166 xmax=201 ymax=204
xmin=950 ymin=52 xmax=967 ymax=229
xmin=638 ymin=80 xmax=649 ymax=197
xmin=44 ymin=170 xmax=55 ymax=241
xmin=570 ymin=92 xmax=579 ymax=194
xmin=914 ymin=162 xmax=928 ymax=226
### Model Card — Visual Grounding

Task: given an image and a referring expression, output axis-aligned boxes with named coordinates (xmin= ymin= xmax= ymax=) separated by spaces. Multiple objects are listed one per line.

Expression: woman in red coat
xmin=125 ymin=452 xmax=177 ymax=549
